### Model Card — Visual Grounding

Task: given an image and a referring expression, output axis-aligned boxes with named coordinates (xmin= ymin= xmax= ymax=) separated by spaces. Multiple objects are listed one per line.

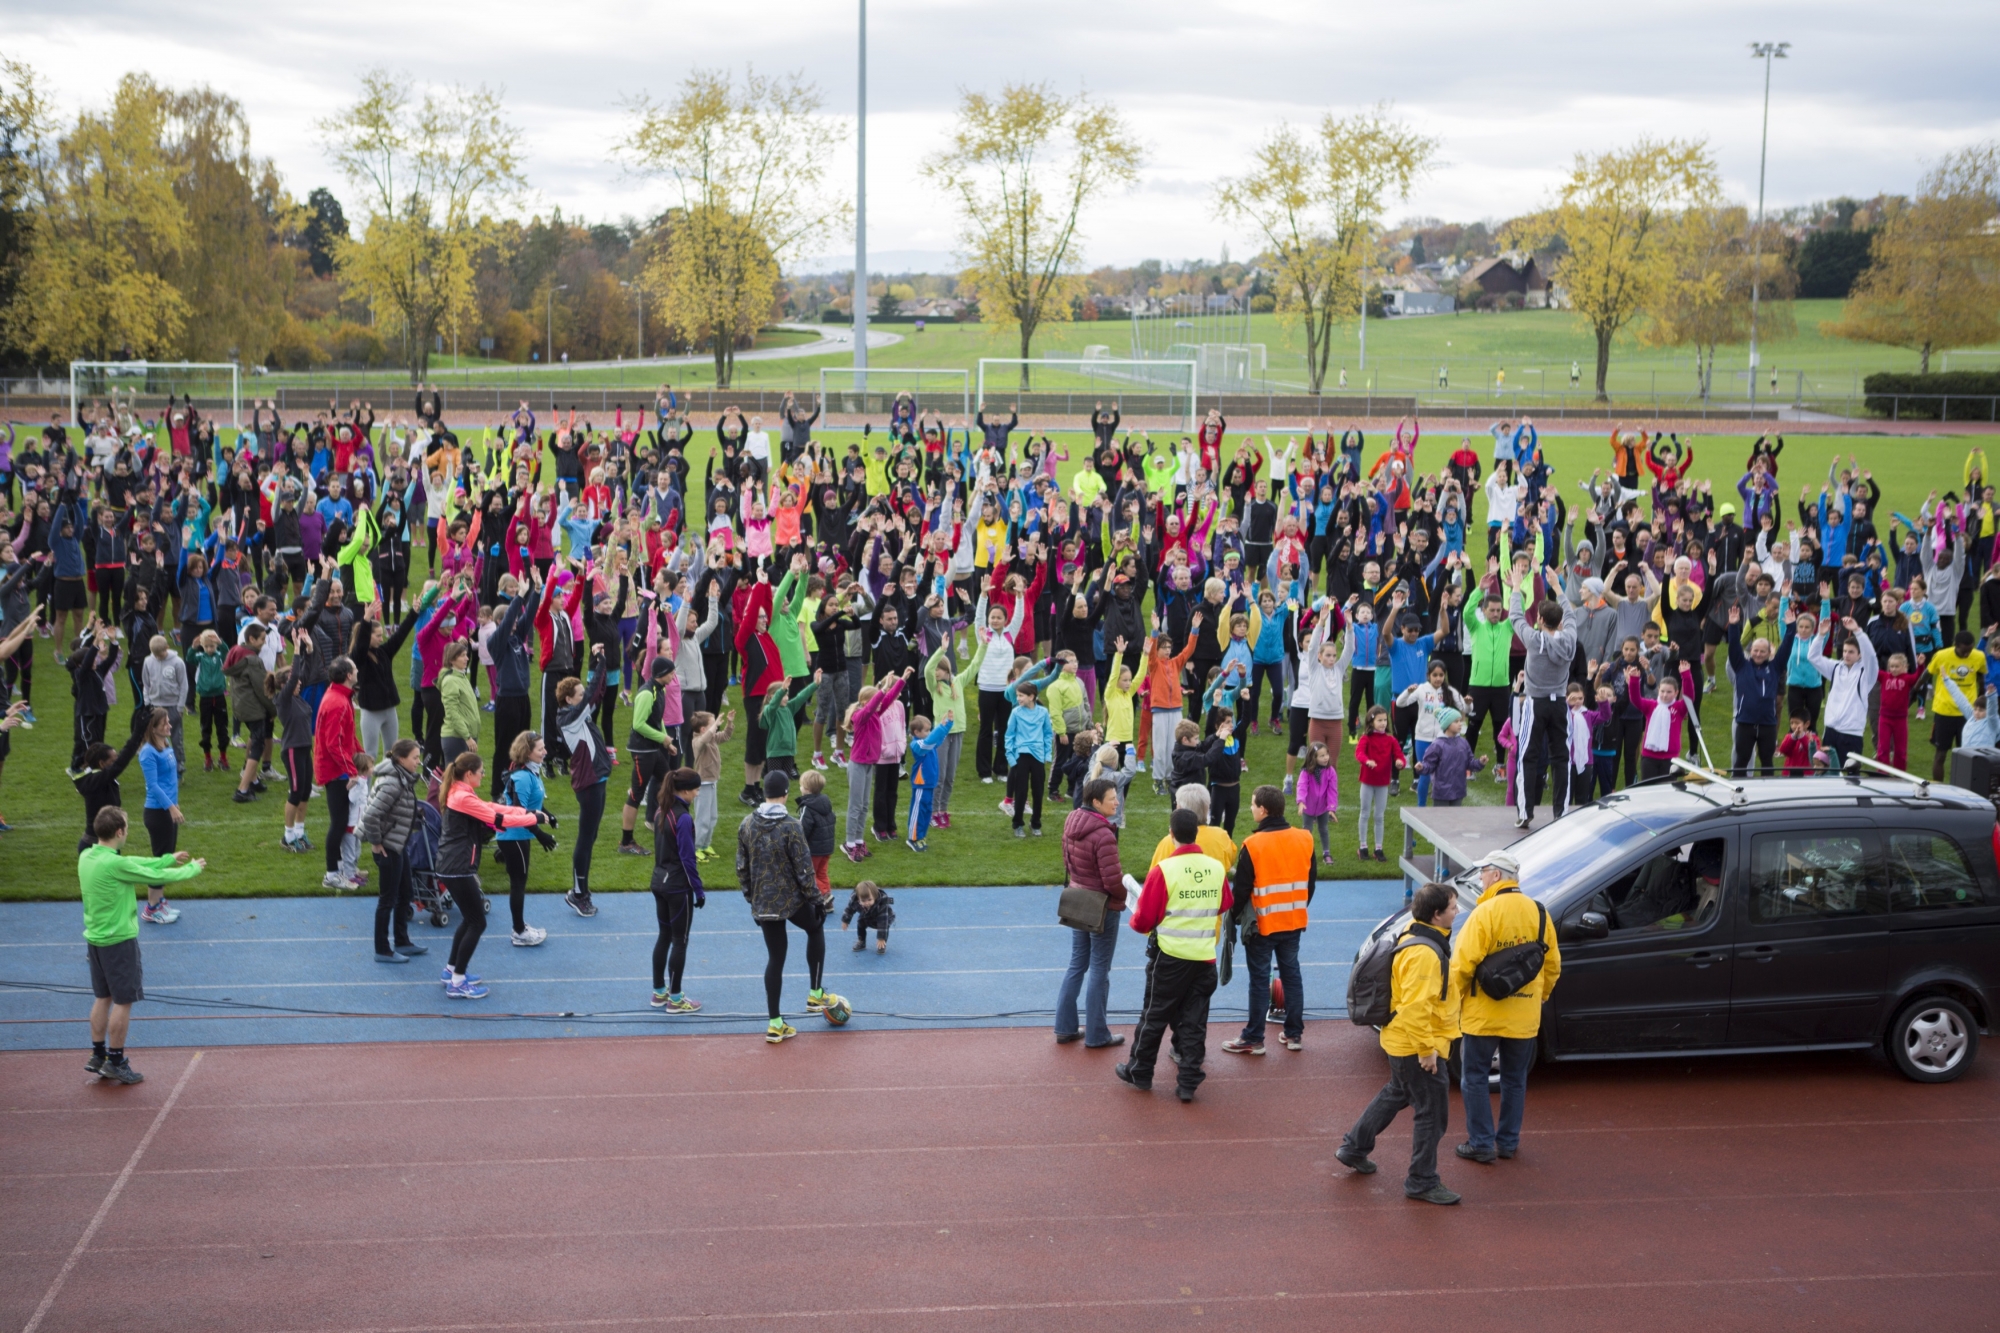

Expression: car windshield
xmin=1513 ymin=801 xmax=1694 ymax=899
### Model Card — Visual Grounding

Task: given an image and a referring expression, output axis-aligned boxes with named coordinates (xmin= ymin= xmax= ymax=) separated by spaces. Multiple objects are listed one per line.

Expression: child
xmin=1353 ymin=705 xmax=1402 ymax=861
xmin=190 ymin=629 xmax=229 ymax=772
xmin=1003 ymin=680 xmax=1055 ymax=837
xmin=1295 ymin=741 xmax=1340 ymax=864
xmin=1632 ymin=656 xmax=1698 ymax=782
xmin=1943 ymin=675 xmax=1999 ymax=751
xmin=1205 ymin=711 xmax=1244 ymax=835
xmin=474 ymin=604 xmax=498 ymax=707
xmin=843 ymin=880 xmax=895 ymax=953
xmin=758 ymin=670 xmax=820 ymax=783
xmin=904 ymin=715 xmax=954 ymax=851
xmin=1589 ymin=683 xmax=1624 ymax=797
xmin=1167 ymin=717 xmax=1224 ymax=794
xmin=1101 ymin=659 xmax=1139 ymax=751
xmin=1083 ymin=741 xmax=1143 ymax=827
xmin=1055 ymin=726 xmax=1098 ymax=808
xmin=1562 ymin=681 xmax=1614 ymax=805
xmin=846 ymin=670 xmax=909 ymax=857
xmin=1877 ymin=651 xmax=1918 ymax=771
xmin=1777 ymin=715 xmax=1820 ymax=775
xmin=1396 ymin=660 xmax=1467 ymax=808
xmin=798 ymin=768 xmax=837 ymax=895
xmin=1414 ymin=708 xmax=1485 ymax=808
xmin=688 ymin=708 xmax=734 ymax=860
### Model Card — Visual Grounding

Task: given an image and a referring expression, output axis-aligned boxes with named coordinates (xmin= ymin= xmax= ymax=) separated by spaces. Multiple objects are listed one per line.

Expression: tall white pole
xmin=1747 ymin=41 xmax=1788 ymax=406
xmin=854 ymin=0 xmax=868 ymax=377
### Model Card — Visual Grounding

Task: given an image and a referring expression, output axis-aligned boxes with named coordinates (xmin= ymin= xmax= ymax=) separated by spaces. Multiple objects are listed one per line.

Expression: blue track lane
xmin=0 ymin=882 xmax=1409 ymax=1048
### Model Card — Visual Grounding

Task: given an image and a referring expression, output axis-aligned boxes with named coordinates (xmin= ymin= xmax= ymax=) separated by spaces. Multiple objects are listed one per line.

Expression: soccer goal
xmin=817 ymin=367 xmax=970 ymax=420
xmin=69 ymin=360 xmax=241 ymax=430
xmin=976 ymin=356 xmax=1197 ymax=431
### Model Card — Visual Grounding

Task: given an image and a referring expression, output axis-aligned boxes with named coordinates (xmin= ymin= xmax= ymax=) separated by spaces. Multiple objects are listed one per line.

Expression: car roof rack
xmin=1669 ymin=757 xmax=1746 ymax=807
xmin=1842 ymin=752 xmax=1931 ymax=800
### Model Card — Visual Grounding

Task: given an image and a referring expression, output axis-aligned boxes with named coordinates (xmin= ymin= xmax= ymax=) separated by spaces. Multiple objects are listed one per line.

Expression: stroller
xmin=406 ymin=788 xmax=449 ymax=927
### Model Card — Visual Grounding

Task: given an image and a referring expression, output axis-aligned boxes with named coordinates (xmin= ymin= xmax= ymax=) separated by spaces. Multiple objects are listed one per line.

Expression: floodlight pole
xmin=1747 ymin=40 xmax=1789 ymax=407
xmin=854 ymin=0 xmax=869 ymax=378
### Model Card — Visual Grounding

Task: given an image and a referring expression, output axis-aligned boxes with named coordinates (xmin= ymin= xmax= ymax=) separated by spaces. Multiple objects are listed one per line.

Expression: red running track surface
xmin=4 ymin=1023 xmax=1998 ymax=1333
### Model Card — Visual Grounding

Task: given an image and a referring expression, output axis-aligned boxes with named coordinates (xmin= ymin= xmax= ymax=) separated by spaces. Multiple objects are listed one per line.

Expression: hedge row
xmin=1862 ymin=372 xmax=2000 ymax=421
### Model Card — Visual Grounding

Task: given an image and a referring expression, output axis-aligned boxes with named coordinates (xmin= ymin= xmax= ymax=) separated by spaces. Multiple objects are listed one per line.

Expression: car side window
xmin=1571 ymin=838 xmax=1726 ymax=935
xmin=1748 ymin=832 xmax=1881 ymax=922
xmin=1884 ymin=832 xmax=1986 ymax=911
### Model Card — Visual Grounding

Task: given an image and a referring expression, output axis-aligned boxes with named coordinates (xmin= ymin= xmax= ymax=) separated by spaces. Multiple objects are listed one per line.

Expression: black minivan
xmin=1387 ymin=775 xmax=2000 ymax=1083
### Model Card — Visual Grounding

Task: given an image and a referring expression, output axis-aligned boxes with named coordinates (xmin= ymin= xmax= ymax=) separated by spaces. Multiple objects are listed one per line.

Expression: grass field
xmin=4 ymin=427 xmax=1997 ymax=903
xmin=250 ymin=300 xmax=2000 ymax=407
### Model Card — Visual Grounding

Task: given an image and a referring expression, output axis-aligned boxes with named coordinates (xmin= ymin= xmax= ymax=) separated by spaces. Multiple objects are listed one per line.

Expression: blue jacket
xmin=1726 ymin=623 xmax=1789 ymax=726
xmin=139 ymin=743 xmax=178 ymax=809
xmin=1004 ymin=703 xmax=1055 ymax=765
xmin=493 ymin=594 xmax=534 ymax=697
xmin=908 ymin=718 xmax=954 ymax=788
xmin=50 ymin=500 xmax=86 ymax=578
xmin=1389 ymin=633 xmax=1436 ymax=693
xmin=495 ymin=765 xmax=546 ymax=842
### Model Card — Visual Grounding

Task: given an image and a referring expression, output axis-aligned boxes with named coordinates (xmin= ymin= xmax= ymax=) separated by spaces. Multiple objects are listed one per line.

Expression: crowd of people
xmin=11 ymin=386 xmax=1994 ymax=1074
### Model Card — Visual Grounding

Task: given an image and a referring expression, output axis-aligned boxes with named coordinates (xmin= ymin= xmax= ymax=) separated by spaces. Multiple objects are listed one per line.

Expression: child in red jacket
xmin=1876 ymin=651 xmax=1917 ymax=772
xmin=1353 ymin=705 xmax=1405 ymax=861
xmin=1777 ymin=716 xmax=1821 ymax=775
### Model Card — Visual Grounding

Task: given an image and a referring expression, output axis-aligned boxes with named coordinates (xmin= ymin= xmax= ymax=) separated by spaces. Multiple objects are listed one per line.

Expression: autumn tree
xmin=923 ymin=84 xmax=1140 ymax=389
xmin=4 ymin=68 xmax=192 ymax=361
xmin=320 ymin=70 xmax=524 ymax=383
xmin=1828 ymin=144 xmax=2000 ymax=372
xmin=1216 ymin=107 xmax=1436 ymax=394
xmin=1533 ymin=139 xmax=1720 ymax=400
xmin=619 ymin=68 xmax=845 ymax=388
xmin=1641 ymin=205 xmax=1795 ymax=399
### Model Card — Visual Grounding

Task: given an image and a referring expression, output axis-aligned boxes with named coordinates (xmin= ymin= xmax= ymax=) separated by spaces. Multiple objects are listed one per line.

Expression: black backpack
xmin=1472 ymin=894 xmax=1551 ymax=1001
xmin=1347 ymin=922 xmax=1448 ymax=1027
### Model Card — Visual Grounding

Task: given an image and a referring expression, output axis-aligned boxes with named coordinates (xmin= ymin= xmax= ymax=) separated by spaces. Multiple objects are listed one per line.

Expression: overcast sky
xmin=11 ymin=1 xmax=1998 ymax=273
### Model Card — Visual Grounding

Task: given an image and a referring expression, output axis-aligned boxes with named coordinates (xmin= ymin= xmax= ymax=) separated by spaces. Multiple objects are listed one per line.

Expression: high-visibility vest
xmin=1243 ymin=826 xmax=1315 ymax=936
xmin=1154 ymin=852 xmax=1227 ymax=962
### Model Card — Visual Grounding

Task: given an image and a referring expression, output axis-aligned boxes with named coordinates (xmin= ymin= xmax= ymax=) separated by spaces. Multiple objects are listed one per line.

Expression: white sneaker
xmin=511 ymin=926 xmax=548 ymax=947
xmin=1282 ymin=774 xmax=1294 ymax=794
xmin=811 ymin=752 xmax=828 ymax=771
xmin=998 ymin=799 xmax=1014 ymax=816
xmin=982 ymin=776 xmax=994 ymax=784
xmin=322 ymin=872 xmax=359 ymax=891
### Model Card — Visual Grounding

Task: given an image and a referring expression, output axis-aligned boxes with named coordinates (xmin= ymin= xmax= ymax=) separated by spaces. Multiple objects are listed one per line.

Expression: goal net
xmin=817 ymin=367 xmax=970 ymax=419
xmin=976 ymin=356 xmax=1197 ymax=430
xmin=69 ymin=360 xmax=242 ymax=431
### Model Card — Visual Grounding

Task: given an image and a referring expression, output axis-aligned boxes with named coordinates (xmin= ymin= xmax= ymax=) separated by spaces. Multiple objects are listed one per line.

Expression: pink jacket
xmin=1295 ymin=763 xmax=1340 ymax=817
xmin=849 ymin=676 xmax=905 ymax=766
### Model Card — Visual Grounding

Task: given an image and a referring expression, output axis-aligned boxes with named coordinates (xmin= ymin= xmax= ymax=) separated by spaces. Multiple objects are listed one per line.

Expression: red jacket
xmin=733 ymin=581 xmax=784 ymax=702
xmin=1129 ymin=844 xmax=1234 ymax=937
xmin=984 ymin=560 xmax=1046 ymax=659
xmin=313 ymin=681 xmax=362 ymax=784
xmin=1355 ymin=730 xmax=1405 ymax=788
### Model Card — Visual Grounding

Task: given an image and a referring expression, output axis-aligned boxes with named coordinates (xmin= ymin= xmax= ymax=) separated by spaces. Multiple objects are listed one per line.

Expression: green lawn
xmin=7 ymin=427 xmax=1996 ymax=902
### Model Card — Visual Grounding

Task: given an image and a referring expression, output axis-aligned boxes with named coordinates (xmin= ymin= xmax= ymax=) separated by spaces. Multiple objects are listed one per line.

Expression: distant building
xmin=1461 ymin=253 xmax=1554 ymax=309
xmin=1383 ymin=290 xmax=1456 ymax=316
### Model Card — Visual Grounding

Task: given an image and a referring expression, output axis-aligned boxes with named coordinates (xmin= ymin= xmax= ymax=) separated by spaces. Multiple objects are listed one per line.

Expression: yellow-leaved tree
xmin=619 ymin=68 xmax=846 ymax=388
xmin=1216 ymin=108 xmax=1436 ymax=394
xmin=922 ymin=85 xmax=1141 ymax=390
xmin=1640 ymin=204 xmax=1795 ymax=400
xmin=1534 ymin=139 xmax=1720 ymax=401
xmin=1828 ymin=144 xmax=2000 ymax=372
xmin=319 ymin=70 xmax=524 ymax=384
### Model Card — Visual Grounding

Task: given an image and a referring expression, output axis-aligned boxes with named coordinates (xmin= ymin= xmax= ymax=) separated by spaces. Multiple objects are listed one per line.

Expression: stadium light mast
xmin=854 ymin=0 xmax=868 ymax=376
xmin=1747 ymin=40 xmax=1789 ymax=405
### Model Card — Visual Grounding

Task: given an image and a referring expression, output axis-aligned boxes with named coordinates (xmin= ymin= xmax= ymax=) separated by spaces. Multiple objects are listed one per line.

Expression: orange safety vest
xmin=1242 ymin=826 xmax=1315 ymax=936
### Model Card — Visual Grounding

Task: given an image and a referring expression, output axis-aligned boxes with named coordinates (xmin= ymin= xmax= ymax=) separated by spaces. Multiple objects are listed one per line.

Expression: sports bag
xmin=1473 ymin=896 xmax=1550 ymax=1001
xmin=1347 ymin=921 xmax=1448 ymax=1027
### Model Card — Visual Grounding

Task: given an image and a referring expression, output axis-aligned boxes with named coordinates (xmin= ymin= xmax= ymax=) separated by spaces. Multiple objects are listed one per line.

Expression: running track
xmin=5 ymin=886 xmax=1999 ymax=1331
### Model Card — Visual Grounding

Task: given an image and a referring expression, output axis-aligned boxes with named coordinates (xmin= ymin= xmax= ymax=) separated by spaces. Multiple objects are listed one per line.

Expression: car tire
xmin=1886 ymin=995 xmax=1979 ymax=1084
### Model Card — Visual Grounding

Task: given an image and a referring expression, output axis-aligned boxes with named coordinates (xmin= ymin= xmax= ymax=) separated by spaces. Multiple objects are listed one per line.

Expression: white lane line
xmin=19 ymin=1050 xmax=203 ymax=1333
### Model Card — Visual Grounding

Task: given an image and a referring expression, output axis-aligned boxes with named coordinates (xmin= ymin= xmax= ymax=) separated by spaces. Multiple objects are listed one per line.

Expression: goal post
xmin=817 ymin=367 xmax=970 ymax=419
xmin=68 ymin=360 xmax=242 ymax=431
xmin=976 ymin=357 xmax=1197 ymax=431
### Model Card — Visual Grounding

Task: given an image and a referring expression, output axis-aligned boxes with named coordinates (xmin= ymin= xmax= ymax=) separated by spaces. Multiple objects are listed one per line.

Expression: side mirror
xmin=1567 ymin=911 xmax=1609 ymax=942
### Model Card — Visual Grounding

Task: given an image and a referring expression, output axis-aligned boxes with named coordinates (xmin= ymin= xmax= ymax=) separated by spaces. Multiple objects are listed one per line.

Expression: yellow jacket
xmin=1102 ymin=674 xmax=1139 ymax=743
xmin=1451 ymin=879 xmax=1562 ymax=1038
xmin=1382 ymin=923 xmax=1458 ymax=1058
xmin=1151 ymin=825 xmax=1238 ymax=874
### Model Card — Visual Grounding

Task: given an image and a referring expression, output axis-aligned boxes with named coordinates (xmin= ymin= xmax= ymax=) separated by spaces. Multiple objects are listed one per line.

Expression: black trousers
xmin=1732 ymin=721 xmax=1778 ymax=777
xmin=976 ymin=689 xmax=1013 ymax=779
xmin=1519 ymin=696 xmax=1569 ymax=820
xmin=541 ymin=672 xmax=570 ymax=762
xmin=495 ymin=839 xmax=532 ymax=933
xmin=652 ymin=890 xmax=695 ymax=993
xmin=1209 ymin=781 xmax=1240 ymax=836
xmin=419 ymin=684 xmax=444 ymax=766
xmin=1128 ymin=941 xmax=1218 ymax=1094
xmin=1247 ymin=661 xmax=1285 ymax=722
xmin=1610 ymin=713 xmax=1643 ymax=788
xmin=571 ymin=781 xmax=606 ymax=893
xmin=758 ymin=901 xmax=827 ymax=1018
xmin=872 ymin=761 xmax=901 ymax=836
xmin=371 ymin=849 xmax=414 ymax=954
xmin=441 ymin=873 xmax=487 ymax=973
xmin=1007 ymin=754 xmax=1046 ymax=829
xmin=1466 ymin=685 xmax=1510 ymax=760
xmin=1787 ymin=684 xmax=1823 ymax=731
xmin=197 ymin=695 xmax=228 ymax=753
xmin=491 ymin=694 xmax=532 ymax=796
xmin=1341 ymin=1051 xmax=1449 ymax=1196
xmin=324 ymin=779 xmax=351 ymax=877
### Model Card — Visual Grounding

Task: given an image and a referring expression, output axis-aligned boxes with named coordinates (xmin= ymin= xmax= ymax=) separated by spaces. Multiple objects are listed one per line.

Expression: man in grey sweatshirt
xmin=1509 ymin=566 xmax=1580 ymax=828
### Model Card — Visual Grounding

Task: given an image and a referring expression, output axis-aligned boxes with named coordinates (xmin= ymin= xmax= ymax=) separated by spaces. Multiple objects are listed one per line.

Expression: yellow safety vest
xmin=1155 ymin=852 xmax=1227 ymax=962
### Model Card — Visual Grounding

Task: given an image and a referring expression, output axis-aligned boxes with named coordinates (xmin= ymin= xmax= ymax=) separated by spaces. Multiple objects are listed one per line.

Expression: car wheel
xmin=1887 ymin=995 xmax=1979 ymax=1083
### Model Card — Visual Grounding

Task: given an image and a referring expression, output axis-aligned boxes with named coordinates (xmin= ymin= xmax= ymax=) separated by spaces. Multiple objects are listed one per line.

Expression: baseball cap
xmin=1473 ymin=850 xmax=1520 ymax=877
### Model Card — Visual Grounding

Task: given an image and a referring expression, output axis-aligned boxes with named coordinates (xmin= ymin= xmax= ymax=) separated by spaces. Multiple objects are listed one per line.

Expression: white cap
xmin=1474 ymin=851 xmax=1520 ymax=877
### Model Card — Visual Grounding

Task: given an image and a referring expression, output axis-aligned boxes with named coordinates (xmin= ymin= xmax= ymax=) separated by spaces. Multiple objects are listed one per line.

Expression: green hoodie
xmin=759 ymin=680 xmax=818 ymax=760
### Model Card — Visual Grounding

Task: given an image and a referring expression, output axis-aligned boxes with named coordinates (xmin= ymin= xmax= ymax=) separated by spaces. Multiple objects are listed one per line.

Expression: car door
xmin=1727 ymin=823 xmax=1890 ymax=1048
xmin=1886 ymin=822 xmax=2000 ymax=1001
xmin=1545 ymin=832 xmax=1735 ymax=1055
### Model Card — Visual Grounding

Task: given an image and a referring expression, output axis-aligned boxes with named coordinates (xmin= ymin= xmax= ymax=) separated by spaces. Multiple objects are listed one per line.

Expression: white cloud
xmin=8 ymin=0 xmax=1997 ymax=269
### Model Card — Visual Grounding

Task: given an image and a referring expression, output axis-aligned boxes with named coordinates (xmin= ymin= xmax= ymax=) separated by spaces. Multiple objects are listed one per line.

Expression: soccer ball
xmin=822 ymin=993 xmax=852 ymax=1026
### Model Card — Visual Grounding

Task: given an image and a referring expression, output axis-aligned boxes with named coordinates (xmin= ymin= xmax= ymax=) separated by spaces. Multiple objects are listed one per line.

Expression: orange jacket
xmin=1145 ymin=632 xmax=1199 ymax=711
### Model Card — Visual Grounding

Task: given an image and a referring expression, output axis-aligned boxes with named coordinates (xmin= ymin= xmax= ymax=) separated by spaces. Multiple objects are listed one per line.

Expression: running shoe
xmin=482 ymin=701 xmax=495 ymax=713
xmin=1221 ymin=1038 xmax=1265 ymax=1056
xmin=440 ymin=968 xmax=482 ymax=986
xmin=765 ymin=1019 xmax=796 ymax=1043
xmin=84 ymin=1051 xmax=105 ymax=1076
xmin=811 ymin=752 xmax=828 ymax=771
xmin=511 ymin=926 xmax=548 ymax=947
xmin=655 ymin=993 xmax=702 ymax=1013
xmin=565 ymin=889 xmax=598 ymax=918
xmin=323 ymin=873 xmax=359 ymax=891
xmin=805 ymin=989 xmax=831 ymax=1012
xmin=1282 ymin=774 xmax=1294 ymax=795
xmin=19 ymin=706 xmax=35 ymax=727
xmin=97 ymin=1058 xmax=144 ymax=1085
xmin=139 ymin=900 xmax=180 ymax=925
xmin=905 ymin=838 xmax=926 ymax=853
xmin=843 ymin=842 xmax=866 ymax=864
xmin=617 ymin=842 xmax=647 ymax=856
xmin=998 ymin=798 xmax=1014 ymax=816
xmin=982 ymin=776 xmax=994 ymax=784
xmin=932 ymin=812 xmax=947 ymax=829
xmin=445 ymin=977 xmax=489 ymax=1000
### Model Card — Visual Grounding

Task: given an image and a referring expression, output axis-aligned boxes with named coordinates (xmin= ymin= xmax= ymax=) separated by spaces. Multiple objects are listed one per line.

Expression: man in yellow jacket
xmin=1450 ymin=851 xmax=1561 ymax=1164
xmin=1336 ymin=881 xmax=1462 ymax=1205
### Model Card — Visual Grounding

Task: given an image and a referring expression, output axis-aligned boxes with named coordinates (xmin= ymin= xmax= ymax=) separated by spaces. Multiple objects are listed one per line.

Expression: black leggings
xmin=976 ymin=688 xmax=1013 ymax=779
xmin=441 ymin=873 xmax=487 ymax=973
xmin=495 ymin=839 xmax=532 ymax=933
xmin=324 ymin=779 xmax=351 ymax=876
xmin=143 ymin=807 xmax=176 ymax=889
xmin=1247 ymin=661 xmax=1285 ymax=722
xmin=1210 ymin=782 xmax=1240 ymax=836
xmin=571 ymin=781 xmax=606 ymax=893
xmin=652 ymin=891 xmax=694 ymax=993
xmin=197 ymin=695 xmax=227 ymax=753
xmin=371 ymin=848 xmax=414 ymax=954
xmin=758 ymin=902 xmax=826 ymax=1018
